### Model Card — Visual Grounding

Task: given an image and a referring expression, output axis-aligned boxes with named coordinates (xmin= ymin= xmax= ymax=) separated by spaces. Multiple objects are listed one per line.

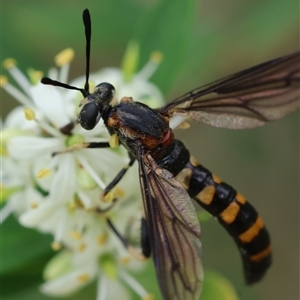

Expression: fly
xmin=41 ymin=9 xmax=300 ymax=300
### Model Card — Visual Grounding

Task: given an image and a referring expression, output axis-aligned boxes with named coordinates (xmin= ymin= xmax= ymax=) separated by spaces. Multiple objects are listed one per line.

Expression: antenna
xmin=41 ymin=78 xmax=88 ymax=97
xmin=83 ymin=9 xmax=91 ymax=94
xmin=41 ymin=9 xmax=92 ymax=98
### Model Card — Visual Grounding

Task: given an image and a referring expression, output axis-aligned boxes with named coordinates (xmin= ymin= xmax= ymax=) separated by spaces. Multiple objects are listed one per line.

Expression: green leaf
xmin=133 ymin=0 xmax=199 ymax=94
xmin=1 ymin=215 xmax=53 ymax=274
xmin=238 ymin=1 xmax=299 ymax=46
xmin=201 ymin=270 xmax=239 ymax=300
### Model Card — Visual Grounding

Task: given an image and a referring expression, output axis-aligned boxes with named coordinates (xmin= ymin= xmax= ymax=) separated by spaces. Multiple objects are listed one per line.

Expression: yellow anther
xmin=109 ymin=134 xmax=119 ymax=148
xmin=103 ymin=191 xmax=114 ymax=203
xmin=55 ymin=48 xmax=75 ymax=67
xmin=114 ymin=187 xmax=125 ymax=198
xmin=51 ymin=242 xmax=62 ymax=251
xmin=177 ymin=121 xmax=190 ymax=129
xmin=77 ymin=243 xmax=87 ymax=252
xmin=77 ymin=273 xmax=90 ymax=283
xmin=143 ymin=294 xmax=154 ymax=300
xmin=70 ymin=230 xmax=82 ymax=240
xmin=68 ymin=201 xmax=77 ymax=210
xmin=23 ymin=108 xmax=36 ymax=120
xmin=150 ymin=51 xmax=163 ymax=63
xmin=37 ymin=169 xmax=51 ymax=179
xmin=97 ymin=233 xmax=108 ymax=246
xmin=120 ymin=256 xmax=131 ymax=265
xmin=27 ymin=68 xmax=44 ymax=85
xmin=30 ymin=202 xmax=39 ymax=209
xmin=3 ymin=58 xmax=16 ymax=69
xmin=0 ymin=76 xmax=8 ymax=87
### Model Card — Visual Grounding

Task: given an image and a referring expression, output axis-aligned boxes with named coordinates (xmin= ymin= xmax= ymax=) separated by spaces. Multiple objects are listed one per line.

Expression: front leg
xmin=102 ymin=154 xmax=136 ymax=198
xmin=52 ymin=133 xmax=135 ymax=201
xmin=53 ymin=132 xmax=121 ymax=156
xmin=53 ymin=141 xmax=110 ymax=156
xmin=105 ymin=216 xmax=150 ymax=261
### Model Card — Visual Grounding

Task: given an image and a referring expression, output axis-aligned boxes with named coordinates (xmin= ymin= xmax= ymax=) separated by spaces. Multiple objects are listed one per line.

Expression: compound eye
xmin=78 ymin=101 xmax=101 ymax=130
xmin=94 ymin=82 xmax=115 ymax=101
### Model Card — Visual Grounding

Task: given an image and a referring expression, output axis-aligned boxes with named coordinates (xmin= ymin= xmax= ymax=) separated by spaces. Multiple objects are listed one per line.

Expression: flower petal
xmin=8 ymin=136 xmax=63 ymax=160
xmin=4 ymin=106 xmax=40 ymax=131
xmin=40 ymin=267 xmax=97 ymax=297
xmin=31 ymin=83 xmax=71 ymax=127
xmin=97 ymin=275 xmax=130 ymax=300
xmin=19 ymin=198 xmax=57 ymax=227
xmin=48 ymin=154 xmax=76 ymax=202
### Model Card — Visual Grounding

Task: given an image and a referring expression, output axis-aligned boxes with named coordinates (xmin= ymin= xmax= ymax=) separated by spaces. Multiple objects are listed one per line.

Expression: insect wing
xmin=138 ymin=153 xmax=203 ymax=300
xmin=159 ymin=52 xmax=300 ymax=129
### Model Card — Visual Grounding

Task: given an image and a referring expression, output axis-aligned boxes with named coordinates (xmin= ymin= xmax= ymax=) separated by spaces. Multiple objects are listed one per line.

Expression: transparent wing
xmin=158 ymin=52 xmax=300 ymax=129
xmin=138 ymin=152 xmax=203 ymax=300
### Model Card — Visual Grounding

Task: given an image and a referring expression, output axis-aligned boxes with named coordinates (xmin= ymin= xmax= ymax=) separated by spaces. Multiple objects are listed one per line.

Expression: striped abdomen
xmin=175 ymin=154 xmax=272 ymax=284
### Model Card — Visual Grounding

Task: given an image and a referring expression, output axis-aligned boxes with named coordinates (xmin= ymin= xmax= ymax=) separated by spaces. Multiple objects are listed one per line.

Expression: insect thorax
xmin=106 ymin=101 xmax=173 ymax=155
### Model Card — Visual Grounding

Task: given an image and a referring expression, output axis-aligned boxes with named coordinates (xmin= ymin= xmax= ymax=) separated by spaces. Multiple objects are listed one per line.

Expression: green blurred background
xmin=1 ymin=0 xmax=299 ymax=299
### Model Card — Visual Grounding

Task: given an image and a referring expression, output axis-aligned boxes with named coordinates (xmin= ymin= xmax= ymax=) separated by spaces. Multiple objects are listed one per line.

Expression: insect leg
xmin=141 ymin=217 xmax=151 ymax=257
xmin=105 ymin=216 xmax=149 ymax=261
xmin=53 ymin=142 xmax=110 ymax=156
xmin=102 ymin=154 xmax=136 ymax=197
xmin=54 ymin=134 xmax=135 ymax=195
xmin=95 ymin=152 xmax=149 ymax=258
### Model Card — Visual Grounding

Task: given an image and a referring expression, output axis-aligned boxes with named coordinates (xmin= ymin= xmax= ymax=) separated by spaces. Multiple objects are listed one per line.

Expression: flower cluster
xmin=1 ymin=42 xmax=164 ymax=299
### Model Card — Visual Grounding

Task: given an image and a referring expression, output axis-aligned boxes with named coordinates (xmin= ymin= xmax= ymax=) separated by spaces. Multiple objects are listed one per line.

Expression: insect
xmin=41 ymin=9 xmax=300 ymax=300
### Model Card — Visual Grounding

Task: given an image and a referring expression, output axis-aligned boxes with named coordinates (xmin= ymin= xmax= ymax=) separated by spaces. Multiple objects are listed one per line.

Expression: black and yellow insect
xmin=42 ymin=9 xmax=300 ymax=300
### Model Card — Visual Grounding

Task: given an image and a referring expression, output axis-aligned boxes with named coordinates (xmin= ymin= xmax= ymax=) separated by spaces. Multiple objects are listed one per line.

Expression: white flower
xmin=1 ymin=111 xmax=43 ymax=221
xmin=1 ymin=42 xmax=163 ymax=299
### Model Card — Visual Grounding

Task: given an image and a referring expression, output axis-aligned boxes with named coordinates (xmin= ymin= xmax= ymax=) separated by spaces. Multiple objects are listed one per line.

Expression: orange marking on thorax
xmin=120 ymin=96 xmax=133 ymax=103
xmin=107 ymin=113 xmax=120 ymax=127
xmin=142 ymin=128 xmax=173 ymax=151
xmin=161 ymin=129 xmax=174 ymax=147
